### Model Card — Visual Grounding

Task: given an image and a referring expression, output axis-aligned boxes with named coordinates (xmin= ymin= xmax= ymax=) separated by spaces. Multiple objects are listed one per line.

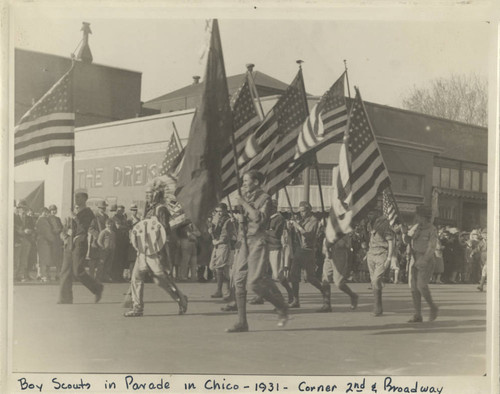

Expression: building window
xmin=450 ymin=169 xmax=459 ymax=189
xmin=471 ymin=171 xmax=480 ymax=192
xmin=482 ymin=172 xmax=487 ymax=193
xmin=390 ymin=172 xmax=423 ymax=195
xmin=432 ymin=167 xmax=440 ymax=187
xmin=441 ymin=168 xmax=450 ymax=188
xmin=463 ymin=169 xmax=471 ymax=190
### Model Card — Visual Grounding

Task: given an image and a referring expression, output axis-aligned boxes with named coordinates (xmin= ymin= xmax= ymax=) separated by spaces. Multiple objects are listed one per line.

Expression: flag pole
xmin=246 ymin=64 xmax=264 ymax=121
xmin=283 ymin=185 xmax=295 ymax=213
xmin=343 ymin=60 xmax=352 ymax=101
xmin=69 ymin=55 xmax=76 ymax=213
xmin=172 ymin=121 xmax=183 ymax=149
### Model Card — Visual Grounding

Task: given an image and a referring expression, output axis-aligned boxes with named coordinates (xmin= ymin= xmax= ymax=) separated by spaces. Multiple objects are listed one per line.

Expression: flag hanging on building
xmin=220 ymin=77 xmax=261 ymax=196
xmin=238 ymin=69 xmax=308 ymax=194
xmin=325 ymin=87 xmax=391 ymax=242
xmin=159 ymin=131 xmax=184 ymax=178
xmin=382 ymin=188 xmax=399 ymax=226
xmin=175 ymin=19 xmax=233 ymax=230
xmin=14 ymin=66 xmax=75 ymax=166
xmin=293 ymin=72 xmax=348 ymax=164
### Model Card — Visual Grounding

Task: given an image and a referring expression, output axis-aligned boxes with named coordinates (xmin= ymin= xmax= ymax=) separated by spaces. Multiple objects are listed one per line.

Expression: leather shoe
xmin=95 ymin=285 xmax=104 ymax=303
xmin=226 ymin=322 xmax=249 ymax=333
xmin=350 ymin=294 xmax=359 ymax=310
xmin=429 ymin=305 xmax=439 ymax=322
xmin=178 ymin=294 xmax=188 ymax=315
xmin=316 ymin=304 xmax=332 ymax=313
xmin=248 ymin=297 xmax=264 ymax=305
xmin=288 ymin=300 xmax=300 ymax=308
xmin=407 ymin=315 xmax=423 ymax=323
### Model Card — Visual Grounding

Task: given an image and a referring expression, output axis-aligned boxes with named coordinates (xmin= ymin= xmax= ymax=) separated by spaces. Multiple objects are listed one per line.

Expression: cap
xmin=96 ymin=200 xmax=107 ymax=209
xmin=415 ymin=205 xmax=432 ymax=218
xmin=17 ymin=200 xmax=28 ymax=208
xmin=109 ymin=204 xmax=118 ymax=212
xmin=48 ymin=204 xmax=57 ymax=211
xmin=130 ymin=204 xmax=138 ymax=211
xmin=117 ymin=205 xmax=125 ymax=210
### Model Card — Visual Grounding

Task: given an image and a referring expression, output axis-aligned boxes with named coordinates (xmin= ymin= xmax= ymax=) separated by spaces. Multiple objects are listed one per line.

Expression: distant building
xmin=15 ymin=48 xmax=147 ymax=127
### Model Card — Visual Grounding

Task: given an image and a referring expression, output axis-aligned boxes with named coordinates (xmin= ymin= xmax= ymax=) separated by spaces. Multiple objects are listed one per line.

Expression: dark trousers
xmin=58 ymin=236 xmax=101 ymax=303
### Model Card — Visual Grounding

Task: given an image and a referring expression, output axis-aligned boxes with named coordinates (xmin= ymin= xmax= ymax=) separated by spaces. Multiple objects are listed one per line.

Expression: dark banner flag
xmin=175 ymin=19 xmax=233 ymax=230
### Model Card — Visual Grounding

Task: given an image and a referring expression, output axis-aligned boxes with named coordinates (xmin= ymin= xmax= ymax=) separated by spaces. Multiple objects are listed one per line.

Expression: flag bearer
xmin=366 ymin=209 xmax=394 ymax=316
xmin=227 ymin=170 xmax=289 ymax=332
xmin=319 ymin=234 xmax=359 ymax=312
xmin=407 ymin=205 xmax=439 ymax=322
xmin=58 ymin=190 xmax=104 ymax=304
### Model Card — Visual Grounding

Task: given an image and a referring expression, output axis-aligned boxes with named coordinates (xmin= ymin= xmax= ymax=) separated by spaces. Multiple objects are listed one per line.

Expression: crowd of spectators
xmin=13 ymin=198 xmax=487 ymax=293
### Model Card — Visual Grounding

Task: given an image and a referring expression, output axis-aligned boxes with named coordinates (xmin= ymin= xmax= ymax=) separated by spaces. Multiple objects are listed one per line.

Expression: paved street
xmin=12 ymin=281 xmax=486 ymax=376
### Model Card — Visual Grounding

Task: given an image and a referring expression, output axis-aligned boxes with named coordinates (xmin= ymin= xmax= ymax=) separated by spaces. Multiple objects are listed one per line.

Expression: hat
xmin=448 ymin=227 xmax=459 ymax=235
xmin=415 ymin=205 xmax=432 ymax=218
xmin=96 ymin=200 xmax=107 ymax=209
xmin=48 ymin=204 xmax=57 ymax=211
xmin=130 ymin=204 xmax=138 ymax=211
xmin=117 ymin=205 xmax=125 ymax=210
xmin=74 ymin=188 xmax=88 ymax=197
xmin=109 ymin=204 xmax=118 ymax=212
xmin=17 ymin=200 xmax=28 ymax=209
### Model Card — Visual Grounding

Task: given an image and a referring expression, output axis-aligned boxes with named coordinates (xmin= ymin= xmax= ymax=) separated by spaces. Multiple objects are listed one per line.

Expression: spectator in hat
xmin=125 ymin=204 xmax=141 ymax=280
xmin=58 ymin=190 xmax=104 ymax=304
xmin=407 ymin=205 xmax=438 ymax=323
xmin=48 ymin=204 xmax=64 ymax=280
xmin=89 ymin=200 xmax=110 ymax=282
xmin=477 ymin=229 xmax=487 ymax=292
xmin=111 ymin=204 xmax=130 ymax=282
xmin=14 ymin=200 xmax=35 ymax=282
xmin=97 ymin=219 xmax=116 ymax=283
xmin=35 ymin=207 xmax=55 ymax=282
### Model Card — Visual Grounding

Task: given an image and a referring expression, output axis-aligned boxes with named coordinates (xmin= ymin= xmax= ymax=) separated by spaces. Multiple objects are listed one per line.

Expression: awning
xmin=433 ymin=187 xmax=486 ymax=201
xmin=14 ymin=181 xmax=44 ymax=212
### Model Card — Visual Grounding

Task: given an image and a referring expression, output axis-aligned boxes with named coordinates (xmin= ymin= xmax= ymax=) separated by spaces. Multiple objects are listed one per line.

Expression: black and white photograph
xmin=3 ymin=2 xmax=499 ymax=393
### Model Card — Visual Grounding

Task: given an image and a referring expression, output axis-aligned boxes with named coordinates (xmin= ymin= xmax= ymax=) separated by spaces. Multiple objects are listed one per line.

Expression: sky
xmin=11 ymin=5 xmax=491 ymax=109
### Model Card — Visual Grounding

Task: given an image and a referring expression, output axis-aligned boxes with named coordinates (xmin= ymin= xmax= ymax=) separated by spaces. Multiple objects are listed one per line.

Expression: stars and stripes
xmin=293 ymin=72 xmax=348 ymax=163
xmin=14 ymin=67 xmax=75 ymax=166
xmin=220 ymin=78 xmax=261 ymax=196
xmin=325 ymin=87 xmax=391 ymax=242
xmin=159 ymin=130 xmax=184 ymax=178
xmin=382 ymin=188 xmax=399 ymax=226
xmin=239 ymin=69 xmax=309 ymax=197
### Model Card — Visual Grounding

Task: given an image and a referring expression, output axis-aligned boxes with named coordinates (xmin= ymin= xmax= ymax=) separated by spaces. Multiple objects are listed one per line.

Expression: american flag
xmin=239 ymin=70 xmax=308 ymax=195
xmin=159 ymin=131 xmax=184 ymax=178
xmin=14 ymin=67 xmax=75 ymax=166
xmin=325 ymin=87 xmax=391 ymax=242
xmin=382 ymin=188 xmax=399 ymax=226
xmin=293 ymin=72 xmax=348 ymax=163
xmin=220 ymin=77 xmax=261 ymax=196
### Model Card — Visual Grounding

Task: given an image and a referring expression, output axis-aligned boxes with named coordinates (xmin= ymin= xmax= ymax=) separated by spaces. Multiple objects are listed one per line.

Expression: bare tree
xmin=401 ymin=73 xmax=487 ymax=127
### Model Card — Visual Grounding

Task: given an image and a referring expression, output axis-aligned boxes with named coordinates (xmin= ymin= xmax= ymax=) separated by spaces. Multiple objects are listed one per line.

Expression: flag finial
xmin=77 ymin=22 xmax=93 ymax=64
xmin=246 ymin=63 xmax=255 ymax=73
xmin=296 ymin=59 xmax=304 ymax=69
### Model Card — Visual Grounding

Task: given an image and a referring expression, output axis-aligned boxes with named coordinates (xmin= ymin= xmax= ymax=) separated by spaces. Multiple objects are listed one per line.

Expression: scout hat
xmin=96 ymin=200 xmax=107 ymax=209
xmin=109 ymin=204 xmax=118 ymax=212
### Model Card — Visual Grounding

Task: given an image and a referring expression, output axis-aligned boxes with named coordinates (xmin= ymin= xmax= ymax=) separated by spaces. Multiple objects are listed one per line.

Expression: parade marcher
xmin=35 ymin=207 xmax=55 ymax=282
xmin=58 ymin=190 xmax=104 ymax=304
xmin=319 ymin=234 xmax=359 ymax=312
xmin=366 ymin=208 xmax=394 ymax=316
xmin=227 ymin=170 xmax=289 ymax=333
xmin=88 ymin=200 xmax=109 ymax=281
xmin=285 ymin=201 xmax=325 ymax=308
xmin=111 ymin=204 xmax=130 ymax=282
xmin=14 ymin=200 xmax=35 ymax=282
xmin=97 ymin=219 xmax=116 ymax=282
xmin=208 ymin=203 xmax=235 ymax=297
xmin=48 ymin=204 xmax=64 ymax=280
xmin=477 ymin=229 xmax=487 ymax=292
xmin=407 ymin=205 xmax=438 ymax=323
xmin=124 ymin=178 xmax=188 ymax=317
xmin=125 ymin=204 xmax=141 ymax=279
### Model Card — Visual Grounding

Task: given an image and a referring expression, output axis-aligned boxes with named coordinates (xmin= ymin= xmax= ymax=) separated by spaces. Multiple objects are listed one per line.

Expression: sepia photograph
xmin=3 ymin=3 xmax=498 ymax=393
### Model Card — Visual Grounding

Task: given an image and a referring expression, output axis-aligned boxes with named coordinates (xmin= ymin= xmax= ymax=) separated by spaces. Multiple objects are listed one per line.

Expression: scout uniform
xmin=35 ymin=210 xmax=55 ymax=281
xmin=209 ymin=211 xmax=235 ymax=297
xmin=58 ymin=192 xmax=104 ymax=304
xmin=367 ymin=213 xmax=394 ymax=316
xmin=48 ymin=205 xmax=64 ymax=279
xmin=319 ymin=234 xmax=359 ymax=312
xmin=408 ymin=205 xmax=438 ymax=322
xmin=228 ymin=186 xmax=288 ymax=332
